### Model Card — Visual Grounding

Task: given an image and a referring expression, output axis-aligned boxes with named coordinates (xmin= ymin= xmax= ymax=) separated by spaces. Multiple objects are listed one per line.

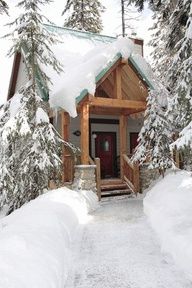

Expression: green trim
xmin=44 ymin=24 xmax=115 ymax=43
xmin=76 ymin=89 xmax=88 ymax=104
xmin=129 ymin=55 xmax=154 ymax=90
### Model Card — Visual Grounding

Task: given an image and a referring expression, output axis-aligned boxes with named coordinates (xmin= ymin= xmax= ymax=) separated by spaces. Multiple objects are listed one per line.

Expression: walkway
xmin=66 ymin=196 xmax=191 ymax=288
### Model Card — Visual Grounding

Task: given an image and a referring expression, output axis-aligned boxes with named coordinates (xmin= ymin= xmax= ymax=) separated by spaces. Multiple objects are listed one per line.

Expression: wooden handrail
xmin=123 ymin=154 xmax=134 ymax=170
xmin=63 ymin=154 xmax=74 ymax=183
xmin=122 ymin=154 xmax=140 ymax=195
xmin=89 ymin=156 xmax=95 ymax=165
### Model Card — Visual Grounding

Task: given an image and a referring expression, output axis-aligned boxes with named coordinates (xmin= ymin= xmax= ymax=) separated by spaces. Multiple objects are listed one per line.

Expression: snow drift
xmin=0 ymin=187 xmax=98 ymax=288
xmin=144 ymin=170 xmax=192 ymax=281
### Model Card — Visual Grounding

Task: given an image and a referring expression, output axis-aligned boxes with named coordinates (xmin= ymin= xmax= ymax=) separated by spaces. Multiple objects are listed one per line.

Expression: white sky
xmin=0 ymin=0 xmax=153 ymax=105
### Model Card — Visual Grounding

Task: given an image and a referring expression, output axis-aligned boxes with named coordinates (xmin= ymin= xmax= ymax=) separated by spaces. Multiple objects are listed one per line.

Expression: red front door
xmin=95 ymin=132 xmax=116 ymax=179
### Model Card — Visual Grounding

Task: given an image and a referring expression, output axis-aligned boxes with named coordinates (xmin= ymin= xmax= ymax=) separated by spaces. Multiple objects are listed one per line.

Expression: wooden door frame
xmin=89 ymin=118 xmax=119 ymax=157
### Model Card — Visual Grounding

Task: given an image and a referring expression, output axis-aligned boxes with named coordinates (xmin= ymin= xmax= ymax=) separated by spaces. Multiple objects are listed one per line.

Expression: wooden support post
xmin=61 ymin=112 xmax=70 ymax=141
xmin=119 ymin=115 xmax=127 ymax=179
xmin=61 ymin=112 xmax=71 ymax=183
xmin=114 ymin=66 xmax=122 ymax=99
xmin=80 ymin=103 xmax=89 ymax=164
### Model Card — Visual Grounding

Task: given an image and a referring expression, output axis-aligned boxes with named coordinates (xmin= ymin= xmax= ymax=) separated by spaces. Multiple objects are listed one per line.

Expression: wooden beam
xmin=80 ymin=103 xmax=90 ymax=164
xmin=100 ymin=78 xmax=114 ymax=98
xmin=114 ymin=66 xmax=122 ymax=99
xmin=90 ymin=106 xmax=125 ymax=116
xmin=61 ymin=112 xmax=70 ymax=141
xmin=119 ymin=115 xmax=127 ymax=179
xmin=89 ymin=96 xmax=146 ymax=110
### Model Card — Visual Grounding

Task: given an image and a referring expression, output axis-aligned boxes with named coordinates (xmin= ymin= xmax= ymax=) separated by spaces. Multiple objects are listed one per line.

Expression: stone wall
xmin=140 ymin=164 xmax=159 ymax=191
xmin=72 ymin=165 xmax=97 ymax=193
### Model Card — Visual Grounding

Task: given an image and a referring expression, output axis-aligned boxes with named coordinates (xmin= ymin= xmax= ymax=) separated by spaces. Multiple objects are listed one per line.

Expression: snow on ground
xmin=144 ymin=170 xmax=192 ymax=282
xmin=65 ymin=196 xmax=191 ymax=288
xmin=1 ymin=171 xmax=191 ymax=288
xmin=0 ymin=187 xmax=98 ymax=288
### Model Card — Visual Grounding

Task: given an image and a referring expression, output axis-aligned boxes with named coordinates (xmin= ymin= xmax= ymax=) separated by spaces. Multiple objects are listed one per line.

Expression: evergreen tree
xmin=131 ymin=0 xmax=192 ymax=170
xmin=169 ymin=1 xmax=192 ymax=168
xmin=0 ymin=0 xmax=64 ymax=211
xmin=167 ymin=0 xmax=192 ymax=130
xmin=129 ymin=0 xmax=163 ymax=11
xmin=0 ymin=0 xmax=8 ymax=15
xmin=132 ymin=89 xmax=173 ymax=175
xmin=6 ymin=0 xmax=63 ymax=90
xmin=62 ymin=0 xmax=105 ymax=33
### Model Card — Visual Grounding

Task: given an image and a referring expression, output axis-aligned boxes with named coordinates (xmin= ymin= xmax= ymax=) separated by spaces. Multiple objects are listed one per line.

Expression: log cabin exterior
xmin=8 ymin=25 xmax=156 ymax=197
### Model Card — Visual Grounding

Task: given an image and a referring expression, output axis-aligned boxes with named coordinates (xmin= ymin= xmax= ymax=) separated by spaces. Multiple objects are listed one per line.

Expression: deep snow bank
xmin=0 ymin=187 xmax=98 ymax=288
xmin=144 ymin=170 xmax=192 ymax=280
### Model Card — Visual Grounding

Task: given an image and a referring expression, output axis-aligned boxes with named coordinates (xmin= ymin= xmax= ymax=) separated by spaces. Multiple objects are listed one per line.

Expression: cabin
xmin=8 ymin=24 xmax=158 ymax=198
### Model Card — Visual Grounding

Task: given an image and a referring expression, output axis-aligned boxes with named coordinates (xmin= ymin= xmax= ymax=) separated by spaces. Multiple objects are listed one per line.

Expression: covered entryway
xmin=62 ymin=55 xmax=151 ymax=196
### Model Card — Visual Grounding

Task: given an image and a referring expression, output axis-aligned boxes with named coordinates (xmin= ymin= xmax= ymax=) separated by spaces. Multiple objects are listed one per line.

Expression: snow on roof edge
xmin=75 ymin=52 xmax=122 ymax=104
xmin=129 ymin=56 xmax=154 ymax=90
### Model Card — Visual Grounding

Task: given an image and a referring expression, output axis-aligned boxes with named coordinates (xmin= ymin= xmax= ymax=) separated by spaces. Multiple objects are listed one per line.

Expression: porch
xmin=60 ymin=101 xmax=144 ymax=199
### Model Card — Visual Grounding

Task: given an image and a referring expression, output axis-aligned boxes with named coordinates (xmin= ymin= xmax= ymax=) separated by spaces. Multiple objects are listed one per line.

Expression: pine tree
xmin=169 ymin=1 xmax=192 ymax=169
xmin=0 ymin=0 xmax=64 ymax=211
xmin=132 ymin=89 xmax=173 ymax=175
xmin=167 ymin=0 xmax=192 ymax=130
xmin=0 ymin=0 xmax=8 ymax=15
xmin=131 ymin=0 xmax=192 ymax=170
xmin=6 ymin=0 xmax=63 ymax=90
xmin=62 ymin=0 xmax=105 ymax=33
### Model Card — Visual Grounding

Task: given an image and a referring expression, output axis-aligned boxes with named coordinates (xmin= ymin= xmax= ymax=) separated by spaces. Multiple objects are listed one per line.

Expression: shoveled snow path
xmin=65 ymin=196 xmax=191 ymax=288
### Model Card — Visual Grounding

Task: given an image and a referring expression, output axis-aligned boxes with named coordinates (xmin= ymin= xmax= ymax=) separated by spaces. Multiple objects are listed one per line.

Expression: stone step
xmin=101 ymin=183 xmax=128 ymax=191
xmin=101 ymin=189 xmax=132 ymax=198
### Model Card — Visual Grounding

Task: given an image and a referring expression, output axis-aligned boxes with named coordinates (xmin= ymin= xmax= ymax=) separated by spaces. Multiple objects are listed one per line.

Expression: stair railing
xmin=63 ymin=143 xmax=81 ymax=183
xmin=122 ymin=154 xmax=140 ymax=195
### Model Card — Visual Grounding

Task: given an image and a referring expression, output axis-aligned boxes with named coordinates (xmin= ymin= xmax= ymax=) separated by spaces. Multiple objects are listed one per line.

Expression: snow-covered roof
xmin=15 ymin=24 xmax=158 ymax=117
xmin=40 ymin=24 xmax=155 ymax=117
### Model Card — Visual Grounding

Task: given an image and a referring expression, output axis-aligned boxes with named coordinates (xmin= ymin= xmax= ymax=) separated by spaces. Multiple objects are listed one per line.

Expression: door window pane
xmin=101 ymin=139 xmax=109 ymax=152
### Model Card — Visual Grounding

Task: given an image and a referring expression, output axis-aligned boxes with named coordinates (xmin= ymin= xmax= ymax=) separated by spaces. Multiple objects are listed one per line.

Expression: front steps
xmin=100 ymin=179 xmax=132 ymax=198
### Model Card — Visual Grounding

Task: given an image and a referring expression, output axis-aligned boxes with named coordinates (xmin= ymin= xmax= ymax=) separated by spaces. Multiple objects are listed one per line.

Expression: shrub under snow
xmin=0 ymin=187 xmax=98 ymax=288
xmin=144 ymin=170 xmax=192 ymax=281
